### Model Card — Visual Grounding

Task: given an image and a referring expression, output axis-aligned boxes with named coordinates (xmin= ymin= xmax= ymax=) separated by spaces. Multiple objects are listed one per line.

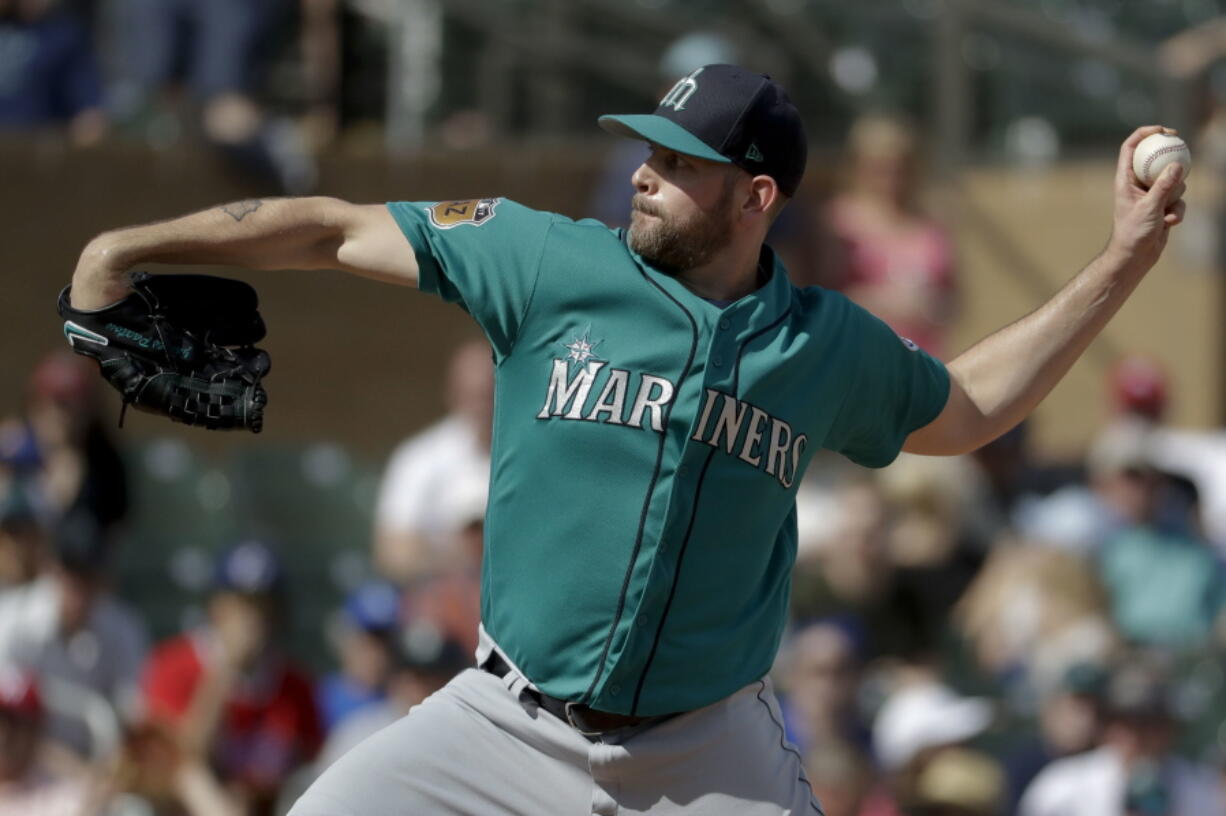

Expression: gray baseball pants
xmin=290 ymin=639 xmax=823 ymax=815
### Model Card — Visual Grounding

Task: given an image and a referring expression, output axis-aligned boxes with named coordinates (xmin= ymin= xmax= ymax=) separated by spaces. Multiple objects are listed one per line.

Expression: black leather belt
xmin=482 ymin=651 xmax=672 ymax=736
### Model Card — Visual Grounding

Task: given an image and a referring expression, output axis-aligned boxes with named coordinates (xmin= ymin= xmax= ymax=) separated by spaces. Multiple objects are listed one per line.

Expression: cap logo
xmin=659 ymin=67 xmax=703 ymax=112
xmin=745 ymin=143 xmax=764 ymax=162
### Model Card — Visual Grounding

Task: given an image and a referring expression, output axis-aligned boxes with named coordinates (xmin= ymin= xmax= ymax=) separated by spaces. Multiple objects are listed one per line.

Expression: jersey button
xmin=719 ymin=318 xmax=730 ymax=330
xmin=610 ymin=684 xmax=621 ymax=696
xmin=712 ymin=356 xmax=723 ymax=367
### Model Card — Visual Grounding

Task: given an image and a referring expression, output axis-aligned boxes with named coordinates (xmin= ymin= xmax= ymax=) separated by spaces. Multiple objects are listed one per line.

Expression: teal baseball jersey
xmin=386 ymin=197 xmax=950 ymax=716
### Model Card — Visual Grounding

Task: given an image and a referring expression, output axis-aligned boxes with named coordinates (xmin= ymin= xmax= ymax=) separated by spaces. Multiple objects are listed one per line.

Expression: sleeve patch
xmin=425 ymin=198 xmax=501 ymax=229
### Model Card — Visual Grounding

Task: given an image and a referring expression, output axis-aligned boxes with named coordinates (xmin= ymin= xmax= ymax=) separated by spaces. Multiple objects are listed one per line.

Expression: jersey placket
xmin=592 ymin=291 xmax=763 ymax=716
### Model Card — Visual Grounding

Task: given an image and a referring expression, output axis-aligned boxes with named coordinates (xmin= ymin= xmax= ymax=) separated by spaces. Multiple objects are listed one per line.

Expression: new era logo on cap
xmin=598 ymin=64 xmax=807 ymax=197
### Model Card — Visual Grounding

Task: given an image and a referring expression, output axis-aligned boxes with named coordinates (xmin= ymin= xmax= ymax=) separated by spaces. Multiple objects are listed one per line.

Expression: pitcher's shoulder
xmin=548 ymin=211 xmax=624 ymax=237
xmin=791 ymin=282 xmax=858 ymax=322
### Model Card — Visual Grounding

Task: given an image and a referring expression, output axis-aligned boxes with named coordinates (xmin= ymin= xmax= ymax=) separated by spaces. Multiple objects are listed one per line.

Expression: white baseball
xmin=1131 ymin=132 xmax=1190 ymax=188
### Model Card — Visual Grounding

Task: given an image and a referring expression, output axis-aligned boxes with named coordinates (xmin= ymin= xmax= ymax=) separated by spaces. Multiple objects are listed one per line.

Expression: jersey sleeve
xmin=385 ymin=198 xmax=554 ymax=358
xmin=824 ymin=300 xmax=950 ymax=469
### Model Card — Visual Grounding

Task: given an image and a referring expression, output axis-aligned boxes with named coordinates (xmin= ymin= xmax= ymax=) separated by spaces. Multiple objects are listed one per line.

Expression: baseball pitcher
xmin=62 ymin=65 xmax=1186 ymax=814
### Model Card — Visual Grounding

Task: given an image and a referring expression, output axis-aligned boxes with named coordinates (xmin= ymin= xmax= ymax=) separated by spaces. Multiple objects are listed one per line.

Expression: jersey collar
xmin=623 ymin=233 xmax=793 ymax=330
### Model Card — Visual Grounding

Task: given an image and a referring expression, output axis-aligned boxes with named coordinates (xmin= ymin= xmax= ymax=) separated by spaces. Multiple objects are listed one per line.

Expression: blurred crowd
xmin=784 ymin=356 xmax=1226 ymax=816
xmin=0 ymin=0 xmax=386 ymax=193
xmin=0 ymin=350 xmax=473 ymax=816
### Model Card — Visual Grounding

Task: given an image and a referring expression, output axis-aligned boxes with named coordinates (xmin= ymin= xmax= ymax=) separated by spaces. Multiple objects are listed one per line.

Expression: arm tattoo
xmin=221 ymin=199 xmax=264 ymax=222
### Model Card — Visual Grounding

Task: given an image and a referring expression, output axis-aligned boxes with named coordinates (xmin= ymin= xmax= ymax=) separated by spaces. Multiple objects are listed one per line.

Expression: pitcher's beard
xmin=628 ymin=194 xmax=735 ymax=275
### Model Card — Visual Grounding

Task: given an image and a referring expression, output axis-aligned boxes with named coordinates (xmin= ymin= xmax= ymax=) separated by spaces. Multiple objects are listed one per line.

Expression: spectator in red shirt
xmin=809 ymin=114 xmax=959 ymax=359
xmin=141 ymin=540 xmax=321 ymax=814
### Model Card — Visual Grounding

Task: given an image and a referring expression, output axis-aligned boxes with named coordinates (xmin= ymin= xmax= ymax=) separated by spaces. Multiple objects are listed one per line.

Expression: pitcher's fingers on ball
xmin=1125 ymin=125 xmax=1168 ymax=152
xmin=1126 ymin=125 xmax=1167 ymax=144
xmin=1118 ymin=126 xmax=1167 ymax=187
xmin=1146 ymin=162 xmax=1185 ymax=202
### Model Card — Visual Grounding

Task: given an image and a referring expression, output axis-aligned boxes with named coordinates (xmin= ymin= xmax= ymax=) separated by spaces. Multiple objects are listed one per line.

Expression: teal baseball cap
xmin=598 ymin=64 xmax=807 ymax=196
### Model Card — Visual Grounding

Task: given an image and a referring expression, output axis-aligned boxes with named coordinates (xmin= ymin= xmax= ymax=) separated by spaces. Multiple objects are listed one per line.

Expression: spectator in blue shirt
xmin=317 ymin=581 xmax=399 ymax=732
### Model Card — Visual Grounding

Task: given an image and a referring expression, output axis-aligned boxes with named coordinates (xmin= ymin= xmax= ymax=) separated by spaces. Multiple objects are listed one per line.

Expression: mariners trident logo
xmin=659 ymin=67 xmax=703 ymax=111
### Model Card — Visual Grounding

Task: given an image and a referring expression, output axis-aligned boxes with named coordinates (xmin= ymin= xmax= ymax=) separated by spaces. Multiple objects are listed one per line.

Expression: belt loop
xmin=564 ymin=702 xmax=606 ymax=739
xmin=506 ymin=671 xmax=529 ymax=697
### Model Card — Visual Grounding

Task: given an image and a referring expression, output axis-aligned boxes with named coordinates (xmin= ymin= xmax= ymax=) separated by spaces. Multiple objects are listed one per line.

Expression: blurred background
xmin=2 ymin=0 xmax=1226 ymax=814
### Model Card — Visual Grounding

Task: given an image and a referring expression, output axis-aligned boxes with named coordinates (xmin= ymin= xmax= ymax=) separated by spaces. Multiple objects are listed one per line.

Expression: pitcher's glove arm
xmin=57 ymin=272 xmax=270 ymax=432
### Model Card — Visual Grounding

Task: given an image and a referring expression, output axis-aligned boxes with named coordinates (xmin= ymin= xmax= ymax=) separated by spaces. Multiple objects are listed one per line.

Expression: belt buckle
xmin=564 ymin=701 xmax=606 ymax=738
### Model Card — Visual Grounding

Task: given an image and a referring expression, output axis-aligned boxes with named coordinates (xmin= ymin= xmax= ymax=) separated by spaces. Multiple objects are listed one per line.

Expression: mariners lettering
xmin=708 ymin=397 xmax=748 ymax=454
xmin=537 ymin=360 xmax=676 ymax=433
xmin=691 ymin=389 xmax=807 ymax=489
xmin=537 ymin=364 xmax=805 ymax=488
xmin=587 ymin=369 xmax=629 ymax=425
xmin=627 ymin=375 xmax=674 ymax=432
xmin=738 ymin=407 xmax=770 ymax=467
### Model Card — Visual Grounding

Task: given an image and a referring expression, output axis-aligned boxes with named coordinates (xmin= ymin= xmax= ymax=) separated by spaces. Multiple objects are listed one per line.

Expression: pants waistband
xmin=481 ymin=651 xmax=677 ymax=737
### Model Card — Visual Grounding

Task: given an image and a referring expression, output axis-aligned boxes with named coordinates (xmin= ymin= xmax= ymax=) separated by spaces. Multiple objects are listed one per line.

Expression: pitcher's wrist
xmin=71 ymin=234 xmax=136 ymax=309
xmin=1099 ymin=237 xmax=1154 ymax=281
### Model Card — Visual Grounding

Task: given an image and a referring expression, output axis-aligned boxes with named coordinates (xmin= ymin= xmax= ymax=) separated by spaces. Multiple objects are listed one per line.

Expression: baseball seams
xmin=1141 ymin=144 xmax=1189 ymax=184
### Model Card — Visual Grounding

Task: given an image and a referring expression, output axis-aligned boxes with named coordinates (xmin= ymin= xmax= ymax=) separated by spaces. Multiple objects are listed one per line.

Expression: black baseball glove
xmin=57 ymin=272 xmax=270 ymax=432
